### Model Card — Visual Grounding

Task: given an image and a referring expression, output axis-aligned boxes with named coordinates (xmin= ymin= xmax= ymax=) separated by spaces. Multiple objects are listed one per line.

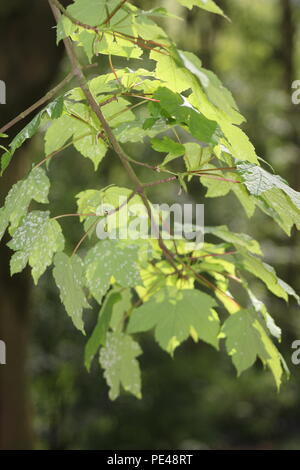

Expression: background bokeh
xmin=1 ymin=0 xmax=300 ymax=450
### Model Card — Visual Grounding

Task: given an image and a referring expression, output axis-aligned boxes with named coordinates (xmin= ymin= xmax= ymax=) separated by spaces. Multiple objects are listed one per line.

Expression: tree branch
xmin=0 ymin=72 xmax=73 ymax=135
xmin=0 ymin=64 xmax=96 ymax=135
xmin=48 ymin=0 xmax=179 ymax=272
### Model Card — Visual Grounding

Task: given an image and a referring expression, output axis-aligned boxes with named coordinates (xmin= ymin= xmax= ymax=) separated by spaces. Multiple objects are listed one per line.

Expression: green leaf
xmin=114 ymin=119 xmax=169 ymax=143
xmin=45 ymin=113 xmax=108 ymax=170
xmin=79 ymin=30 xmax=95 ymax=63
xmin=73 ymin=133 xmax=107 ymax=169
xmin=150 ymin=51 xmax=192 ymax=93
xmin=179 ymin=51 xmax=243 ymax=124
xmin=256 ymin=188 xmax=300 ymax=235
xmin=44 ymin=114 xmax=75 ymax=155
xmin=67 ymin=0 xmax=119 ymax=27
xmin=176 ymin=0 xmax=226 ymax=17
xmin=7 ymin=211 xmax=64 ymax=284
xmin=222 ymin=309 xmax=284 ymax=389
xmin=199 ymin=166 xmax=257 ymax=217
xmin=184 ymin=143 xmax=211 ymax=172
xmin=138 ymin=7 xmax=182 ymax=20
xmin=247 ymin=289 xmax=281 ymax=341
xmin=85 ymin=290 xmax=122 ymax=371
xmin=110 ymin=289 xmax=132 ymax=332
xmin=277 ymin=278 xmax=300 ymax=306
xmin=234 ymin=251 xmax=288 ymax=301
xmin=85 ymin=240 xmax=143 ymax=304
xmin=205 ymin=225 xmax=262 ymax=255
xmin=153 ymin=87 xmax=218 ymax=143
xmin=1 ymin=97 xmax=64 ymax=175
xmin=0 ymin=207 xmax=9 ymax=242
xmin=151 ymin=136 xmax=185 ymax=156
xmin=237 ymin=163 xmax=300 ymax=209
xmin=53 ymin=252 xmax=90 ymax=333
xmin=0 ymin=167 xmax=50 ymax=239
xmin=99 ymin=331 xmax=142 ymax=400
xmin=222 ymin=309 xmax=269 ymax=374
xmin=220 ymin=122 xmax=259 ymax=164
xmin=94 ymin=33 xmax=143 ymax=59
xmin=127 ymin=287 xmax=219 ymax=354
xmin=56 ymin=15 xmax=76 ymax=44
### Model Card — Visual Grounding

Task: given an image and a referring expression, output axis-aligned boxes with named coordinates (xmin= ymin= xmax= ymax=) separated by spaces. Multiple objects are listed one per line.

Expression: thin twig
xmin=53 ymin=212 xmax=96 ymax=220
xmin=102 ymin=0 xmax=128 ymax=26
xmin=198 ymin=174 xmax=241 ymax=184
xmin=0 ymin=72 xmax=73 ymax=135
xmin=189 ymin=166 xmax=237 ymax=173
xmin=143 ymin=176 xmax=177 ymax=188
xmin=33 ymin=132 xmax=92 ymax=169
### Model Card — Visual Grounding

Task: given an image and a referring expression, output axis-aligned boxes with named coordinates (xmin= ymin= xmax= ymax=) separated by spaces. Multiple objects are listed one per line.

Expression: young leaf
xmin=7 ymin=211 xmax=64 ymax=284
xmin=99 ymin=331 xmax=142 ymax=400
xmin=53 ymin=252 xmax=90 ymax=333
xmin=127 ymin=287 xmax=219 ymax=355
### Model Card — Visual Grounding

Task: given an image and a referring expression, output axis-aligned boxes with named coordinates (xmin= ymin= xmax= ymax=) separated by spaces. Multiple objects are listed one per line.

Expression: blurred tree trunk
xmin=280 ymin=0 xmax=295 ymax=91
xmin=279 ymin=0 xmax=300 ymax=288
xmin=0 ymin=0 xmax=62 ymax=449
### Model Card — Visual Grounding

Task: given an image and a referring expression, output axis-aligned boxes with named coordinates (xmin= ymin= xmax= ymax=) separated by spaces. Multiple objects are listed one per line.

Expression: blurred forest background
xmin=1 ymin=0 xmax=300 ymax=450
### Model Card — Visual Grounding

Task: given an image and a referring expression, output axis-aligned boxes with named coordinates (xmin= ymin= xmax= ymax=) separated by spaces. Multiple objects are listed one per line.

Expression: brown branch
xmin=52 ymin=0 xmax=100 ymax=32
xmin=143 ymin=176 xmax=178 ymax=188
xmin=0 ymin=72 xmax=73 ymax=135
xmin=102 ymin=0 xmax=128 ymax=26
xmin=199 ymin=174 xmax=241 ymax=184
xmin=189 ymin=166 xmax=237 ymax=173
